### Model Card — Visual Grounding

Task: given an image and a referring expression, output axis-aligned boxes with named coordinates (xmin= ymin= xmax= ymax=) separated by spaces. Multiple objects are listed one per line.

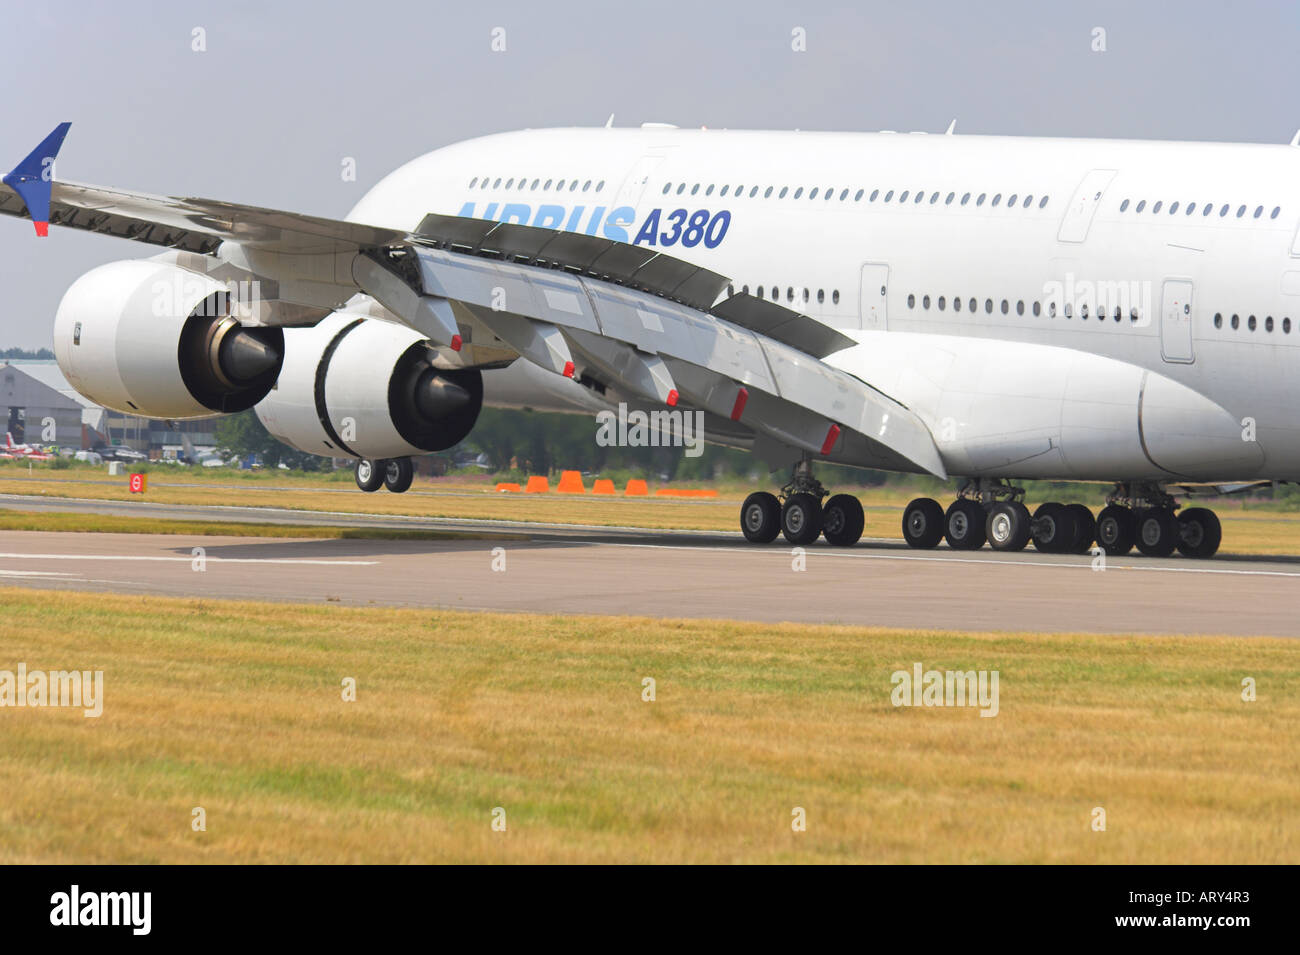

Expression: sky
xmin=1 ymin=0 xmax=1298 ymax=347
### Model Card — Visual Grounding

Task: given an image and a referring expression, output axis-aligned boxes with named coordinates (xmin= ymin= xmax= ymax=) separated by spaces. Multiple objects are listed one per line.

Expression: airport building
xmin=0 ymin=360 xmax=217 ymax=453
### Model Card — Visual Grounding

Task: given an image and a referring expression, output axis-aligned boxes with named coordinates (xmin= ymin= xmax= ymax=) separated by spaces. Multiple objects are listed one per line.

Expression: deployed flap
xmin=710 ymin=293 xmax=856 ymax=359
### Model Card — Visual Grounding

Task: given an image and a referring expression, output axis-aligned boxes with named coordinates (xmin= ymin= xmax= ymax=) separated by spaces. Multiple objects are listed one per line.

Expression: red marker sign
xmin=129 ymin=473 xmax=147 ymax=494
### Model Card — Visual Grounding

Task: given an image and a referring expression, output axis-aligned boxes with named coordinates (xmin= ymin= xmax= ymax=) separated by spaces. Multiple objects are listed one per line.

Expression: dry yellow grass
xmin=0 ymin=588 xmax=1294 ymax=864
xmin=5 ymin=469 xmax=1300 ymax=554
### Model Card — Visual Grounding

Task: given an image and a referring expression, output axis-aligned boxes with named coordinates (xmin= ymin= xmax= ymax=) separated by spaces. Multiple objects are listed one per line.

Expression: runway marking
xmin=0 ymin=569 xmax=79 ymax=578
xmin=0 ymin=552 xmax=378 ymax=566
xmin=593 ymin=542 xmax=1300 ymax=578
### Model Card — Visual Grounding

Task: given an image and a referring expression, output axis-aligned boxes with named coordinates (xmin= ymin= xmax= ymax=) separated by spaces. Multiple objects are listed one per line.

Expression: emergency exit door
xmin=859 ymin=263 xmax=889 ymax=330
xmin=1160 ymin=279 xmax=1195 ymax=363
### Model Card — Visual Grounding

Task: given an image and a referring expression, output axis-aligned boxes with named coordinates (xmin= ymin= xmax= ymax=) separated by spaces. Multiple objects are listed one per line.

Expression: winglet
xmin=3 ymin=122 xmax=71 ymax=236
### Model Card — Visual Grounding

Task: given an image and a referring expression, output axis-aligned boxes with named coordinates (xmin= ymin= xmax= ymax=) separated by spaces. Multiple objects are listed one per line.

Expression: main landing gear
xmin=740 ymin=457 xmax=864 ymax=547
xmin=354 ymin=456 xmax=414 ymax=494
xmin=900 ymin=479 xmax=1221 ymax=559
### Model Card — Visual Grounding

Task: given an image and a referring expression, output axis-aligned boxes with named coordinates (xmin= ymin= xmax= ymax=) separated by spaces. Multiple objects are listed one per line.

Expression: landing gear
xmin=822 ymin=494 xmax=865 ymax=547
xmin=383 ymin=457 xmax=414 ymax=493
xmin=1096 ymin=504 xmax=1135 ymax=556
xmin=1134 ymin=507 xmax=1179 ymax=557
xmin=781 ymin=493 xmax=822 ymax=545
xmin=902 ymin=497 xmax=945 ymax=549
xmin=944 ymin=499 xmax=987 ymax=550
xmin=740 ymin=491 xmax=781 ymax=543
xmin=1176 ymin=507 xmax=1222 ymax=558
xmin=356 ymin=456 xmax=414 ymax=493
xmin=1067 ymin=503 xmax=1097 ymax=553
xmin=986 ymin=501 xmax=1031 ymax=551
xmin=1031 ymin=502 xmax=1074 ymax=553
xmin=1097 ymin=482 xmax=1221 ymax=559
xmin=355 ymin=458 xmax=384 ymax=492
xmin=737 ymin=457 xmax=864 ymax=547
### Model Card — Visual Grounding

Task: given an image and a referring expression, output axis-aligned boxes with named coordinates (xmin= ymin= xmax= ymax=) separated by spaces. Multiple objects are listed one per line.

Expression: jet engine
xmin=255 ymin=312 xmax=482 ymax=459
xmin=53 ymin=259 xmax=283 ymax=418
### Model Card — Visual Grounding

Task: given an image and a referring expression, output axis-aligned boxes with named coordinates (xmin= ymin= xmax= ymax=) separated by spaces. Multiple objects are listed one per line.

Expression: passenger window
xmin=938 ymin=296 xmax=946 ymax=310
xmin=930 ymin=191 xmax=939 ymax=204
xmin=908 ymin=294 xmax=916 ymax=308
xmin=885 ymin=190 xmax=894 ymax=202
xmin=832 ymin=290 xmax=839 ymax=304
xmin=1203 ymin=204 xmax=1212 ymax=216
xmin=976 ymin=193 xmax=986 ymax=206
xmin=900 ymin=190 xmax=910 ymax=202
xmin=954 ymin=296 xmax=962 ymax=312
xmin=1231 ymin=314 xmax=1240 ymax=329
xmin=1038 ymin=196 xmax=1049 ymax=208
xmin=969 ymin=297 xmax=977 ymax=312
xmin=690 ymin=183 xmax=700 ymax=195
xmin=720 ymin=185 xmax=729 ymax=196
xmin=1220 ymin=204 xmax=1229 ymax=216
xmin=1254 ymin=205 xmax=1264 ymax=218
xmin=1214 ymin=312 xmax=1223 ymax=328
xmin=985 ymin=298 xmax=993 ymax=313
xmin=1285 ymin=317 xmax=1292 ymax=333
xmin=757 ymin=287 xmax=764 ymax=299
xmin=961 ymin=193 xmax=971 ymax=205
xmin=1266 ymin=316 xmax=1275 ymax=332
xmin=1272 ymin=206 xmax=1281 ymax=219
xmin=946 ymin=192 xmax=955 ymax=204
xmin=794 ymin=187 xmax=804 ymax=199
xmin=469 ymin=177 xmax=479 ymax=188
xmin=992 ymin=194 xmax=1002 ymax=207
xmin=779 ymin=187 xmax=789 ymax=198
xmin=662 ymin=183 xmax=671 ymax=194
xmin=1007 ymin=194 xmax=1017 ymax=206
xmin=583 ymin=180 xmax=592 ymax=191
xmin=1248 ymin=315 xmax=1257 ymax=330
xmin=765 ymin=187 xmax=774 ymax=198
xmin=494 ymin=178 xmax=503 ymax=188
xmin=1169 ymin=201 xmax=1179 ymax=214
xmin=855 ymin=189 xmax=865 ymax=201
xmin=1186 ymin=202 xmax=1195 ymax=214
xmin=1153 ymin=201 xmax=1162 ymax=213
xmin=1016 ymin=300 xmax=1024 ymax=315
xmin=809 ymin=187 xmax=818 ymax=199
xmin=677 ymin=183 xmax=686 ymax=194
xmin=914 ymin=191 xmax=924 ymax=204
xmin=705 ymin=184 xmax=715 ymax=196
xmin=922 ymin=295 xmax=931 ymax=309
xmin=1120 ymin=199 xmax=1130 ymax=211
xmin=1136 ymin=200 xmax=1146 ymax=212
xmin=1001 ymin=299 xmax=1009 ymax=314
xmin=1032 ymin=301 xmax=1041 ymax=316
xmin=817 ymin=289 xmax=825 ymax=303
xmin=1236 ymin=205 xmax=1246 ymax=217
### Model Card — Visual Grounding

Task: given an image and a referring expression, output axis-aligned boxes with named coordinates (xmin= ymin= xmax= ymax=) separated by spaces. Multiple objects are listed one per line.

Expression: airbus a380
xmin=5 ymin=121 xmax=1298 ymax=559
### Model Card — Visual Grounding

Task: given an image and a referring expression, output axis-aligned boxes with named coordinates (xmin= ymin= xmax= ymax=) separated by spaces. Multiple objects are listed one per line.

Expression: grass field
xmin=5 ymin=465 xmax=1300 ymax=554
xmin=0 ymin=588 xmax=1295 ymax=864
xmin=0 ymin=510 xmax=523 ymax=541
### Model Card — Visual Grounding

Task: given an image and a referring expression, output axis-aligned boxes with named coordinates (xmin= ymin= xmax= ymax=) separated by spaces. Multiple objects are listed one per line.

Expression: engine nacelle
xmin=53 ymin=260 xmax=283 ymax=418
xmin=256 ymin=313 xmax=483 ymax=459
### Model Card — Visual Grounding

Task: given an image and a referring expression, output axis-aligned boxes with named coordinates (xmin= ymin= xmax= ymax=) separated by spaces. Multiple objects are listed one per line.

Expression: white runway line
xmin=594 ymin=542 xmax=1300 ymax=578
xmin=0 ymin=552 xmax=378 ymax=566
xmin=0 ymin=569 xmax=79 ymax=578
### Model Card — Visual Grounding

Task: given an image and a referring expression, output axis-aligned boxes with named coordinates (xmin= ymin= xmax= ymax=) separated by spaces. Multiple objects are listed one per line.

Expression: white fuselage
xmin=346 ymin=127 xmax=1300 ymax=481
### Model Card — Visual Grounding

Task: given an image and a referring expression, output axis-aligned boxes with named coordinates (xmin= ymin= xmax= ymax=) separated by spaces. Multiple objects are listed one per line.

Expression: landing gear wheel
xmin=740 ymin=491 xmax=781 ymax=544
xmin=821 ymin=494 xmax=864 ymax=547
xmin=902 ymin=497 xmax=945 ymax=549
xmin=1176 ymin=507 xmax=1222 ymax=558
xmin=1066 ymin=504 xmax=1096 ymax=553
xmin=781 ymin=492 xmax=823 ymax=545
xmin=1134 ymin=507 xmax=1179 ymax=557
xmin=986 ymin=501 xmax=1031 ymax=551
xmin=944 ymin=499 xmax=987 ymax=550
xmin=383 ymin=457 xmax=414 ymax=493
xmin=1095 ymin=504 xmax=1135 ymax=556
xmin=1031 ymin=502 xmax=1076 ymax=554
xmin=355 ymin=458 xmax=385 ymax=492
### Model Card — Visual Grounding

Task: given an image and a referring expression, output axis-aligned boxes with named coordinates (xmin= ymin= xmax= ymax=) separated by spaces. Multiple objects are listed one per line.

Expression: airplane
xmin=2 ymin=431 xmax=55 ymax=461
xmin=5 ymin=120 xmax=1298 ymax=559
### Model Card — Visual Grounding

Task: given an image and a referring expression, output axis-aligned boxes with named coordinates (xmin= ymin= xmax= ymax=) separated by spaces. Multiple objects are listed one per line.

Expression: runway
xmin=1 ymin=496 xmax=1298 ymax=636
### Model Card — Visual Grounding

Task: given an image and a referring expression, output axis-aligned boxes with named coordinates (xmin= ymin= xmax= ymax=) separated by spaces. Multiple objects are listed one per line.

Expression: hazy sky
xmin=1 ymin=0 xmax=1298 ymax=346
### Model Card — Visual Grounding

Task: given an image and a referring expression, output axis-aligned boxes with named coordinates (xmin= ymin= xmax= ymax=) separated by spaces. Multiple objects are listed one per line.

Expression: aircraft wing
xmin=3 ymin=123 xmax=946 ymax=477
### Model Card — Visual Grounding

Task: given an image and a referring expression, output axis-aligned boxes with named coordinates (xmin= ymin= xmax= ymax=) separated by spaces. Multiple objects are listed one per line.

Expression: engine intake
xmin=54 ymin=259 xmax=283 ymax=418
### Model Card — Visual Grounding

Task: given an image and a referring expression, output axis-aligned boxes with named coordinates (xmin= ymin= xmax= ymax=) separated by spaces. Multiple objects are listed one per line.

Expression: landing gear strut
xmin=737 ymin=456 xmax=864 ymax=547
